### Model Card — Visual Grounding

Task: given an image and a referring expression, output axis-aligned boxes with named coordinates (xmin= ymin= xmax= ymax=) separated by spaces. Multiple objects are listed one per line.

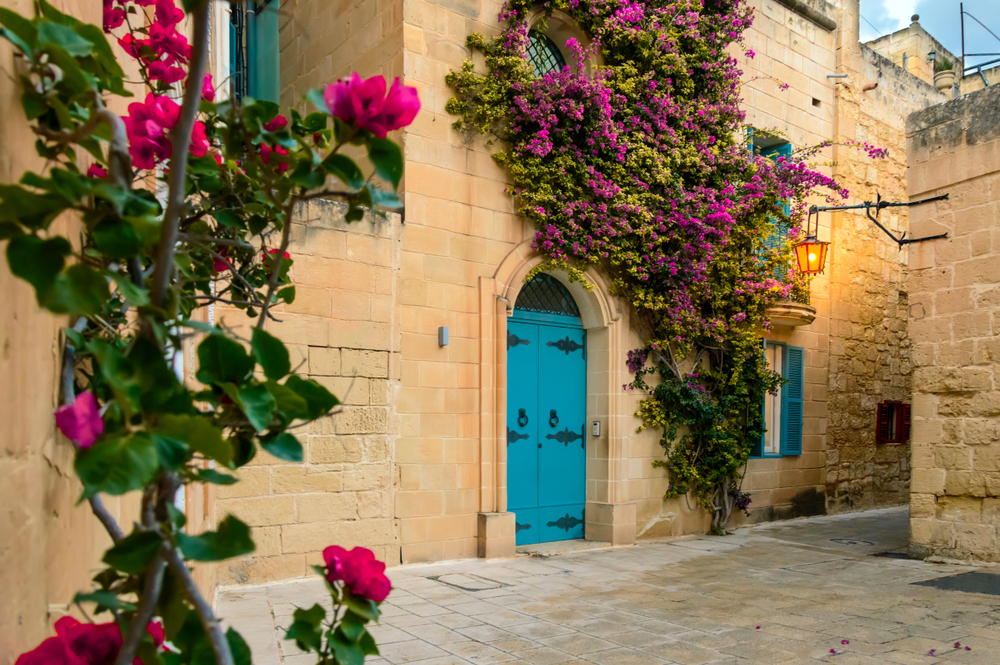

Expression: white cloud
xmin=881 ymin=0 xmax=919 ymax=30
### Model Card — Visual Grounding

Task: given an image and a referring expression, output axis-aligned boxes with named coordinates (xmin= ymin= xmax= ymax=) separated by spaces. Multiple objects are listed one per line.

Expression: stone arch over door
xmin=475 ymin=241 xmax=636 ymax=557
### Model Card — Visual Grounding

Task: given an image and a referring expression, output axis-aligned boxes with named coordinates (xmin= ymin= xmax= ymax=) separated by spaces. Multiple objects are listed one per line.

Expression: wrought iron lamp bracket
xmin=806 ymin=193 xmax=950 ymax=248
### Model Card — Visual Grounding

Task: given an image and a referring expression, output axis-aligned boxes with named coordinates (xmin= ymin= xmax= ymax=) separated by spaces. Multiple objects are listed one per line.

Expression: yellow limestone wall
xmin=907 ymin=83 xmax=1000 ymax=562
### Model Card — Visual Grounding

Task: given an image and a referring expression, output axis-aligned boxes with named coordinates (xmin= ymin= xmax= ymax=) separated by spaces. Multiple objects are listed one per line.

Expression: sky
xmin=859 ymin=0 xmax=1000 ymax=68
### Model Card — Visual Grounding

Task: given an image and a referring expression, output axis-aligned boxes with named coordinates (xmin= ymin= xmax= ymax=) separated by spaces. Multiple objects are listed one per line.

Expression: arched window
xmin=526 ymin=30 xmax=567 ymax=77
xmin=515 ymin=273 xmax=581 ymax=318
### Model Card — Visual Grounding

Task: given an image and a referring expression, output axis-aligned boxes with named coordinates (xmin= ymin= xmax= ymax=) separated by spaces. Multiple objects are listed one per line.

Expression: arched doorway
xmin=506 ymin=273 xmax=587 ymax=545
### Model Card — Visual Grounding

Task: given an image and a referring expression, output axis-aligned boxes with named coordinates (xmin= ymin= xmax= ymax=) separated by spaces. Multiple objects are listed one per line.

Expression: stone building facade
xmin=0 ymin=2 xmax=964 ymax=655
xmin=907 ymin=83 xmax=1000 ymax=563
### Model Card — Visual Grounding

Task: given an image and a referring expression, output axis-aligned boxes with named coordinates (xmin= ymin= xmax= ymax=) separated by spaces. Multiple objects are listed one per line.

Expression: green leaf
xmin=277 ymin=285 xmax=296 ymax=305
xmin=359 ymin=631 xmax=379 ymax=656
xmin=284 ymin=603 xmax=325 ymax=653
xmin=302 ymin=112 xmax=328 ymax=133
xmin=251 ymin=328 xmax=290 ymax=380
xmin=196 ymin=335 xmax=254 ymax=385
xmin=342 ymin=589 xmax=379 ymax=622
xmin=331 ymin=635 xmax=366 ymax=665
xmin=0 ymin=8 xmax=37 ymax=52
xmin=237 ymin=383 xmax=276 ymax=432
xmin=367 ymin=137 xmax=404 ymax=189
xmin=0 ymin=221 xmax=23 ymax=240
xmin=212 ymin=209 xmax=244 ymax=230
xmin=306 ymin=88 xmax=330 ymax=114
xmin=284 ymin=375 xmax=340 ymax=420
xmin=6 ymin=234 xmax=70 ymax=302
xmin=151 ymin=433 xmax=190 ymax=469
xmin=166 ymin=502 xmax=187 ymax=529
xmin=295 ymin=604 xmax=326 ymax=627
xmin=176 ymin=515 xmax=255 ymax=562
xmin=227 ymin=629 xmax=253 ymax=665
xmin=37 ymin=21 xmax=92 ymax=57
xmin=289 ymin=160 xmax=325 ymax=190
xmin=193 ymin=468 xmax=238 ymax=485
xmin=266 ymin=381 xmax=309 ymax=420
xmin=94 ymin=217 xmax=144 ymax=258
xmin=339 ymin=619 xmax=366 ymax=643
xmin=153 ymin=414 xmax=232 ymax=466
xmin=75 ymin=433 xmax=159 ymax=499
xmin=111 ymin=272 xmax=150 ymax=307
xmin=44 ymin=264 xmax=109 ymax=315
xmin=322 ymin=154 xmax=365 ymax=190
xmin=103 ymin=530 xmax=163 ymax=574
xmin=369 ymin=185 xmax=403 ymax=209
xmin=73 ymin=591 xmax=136 ymax=613
xmin=262 ymin=433 xmax=303 ymax=462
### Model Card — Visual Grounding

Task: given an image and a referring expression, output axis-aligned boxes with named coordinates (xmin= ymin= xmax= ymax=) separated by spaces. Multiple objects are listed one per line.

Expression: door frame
xmin=476 ymin=241 xmax=638 ymax=556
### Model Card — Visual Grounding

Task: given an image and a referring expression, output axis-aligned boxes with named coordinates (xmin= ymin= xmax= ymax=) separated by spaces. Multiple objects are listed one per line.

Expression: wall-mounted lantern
xmin=798 ymin=193 xmax=951 ymax=274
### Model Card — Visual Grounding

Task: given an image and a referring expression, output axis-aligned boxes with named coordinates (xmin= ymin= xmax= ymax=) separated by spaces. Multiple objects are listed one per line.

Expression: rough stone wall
xmin=732 ymin=0 xmax=838 ymax=525
xmin=822 ymin=0 xmax=945 ymax=515
xmin=215 ymin=201 xmax=402 ymax=583
xmin=907 ymin=83 xmax=1000 ymax=562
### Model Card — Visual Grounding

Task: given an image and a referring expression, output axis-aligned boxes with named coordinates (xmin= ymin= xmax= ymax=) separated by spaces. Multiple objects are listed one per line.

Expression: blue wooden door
xmin=507 ymin=274 xmax=586 ymax=546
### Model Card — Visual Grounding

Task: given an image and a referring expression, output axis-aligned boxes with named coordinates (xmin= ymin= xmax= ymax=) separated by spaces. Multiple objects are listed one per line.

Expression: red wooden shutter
xmin=876 ymin=402 xmax=890 ymax=444
xmin=901 ymin=403 xmax=912 ymax=441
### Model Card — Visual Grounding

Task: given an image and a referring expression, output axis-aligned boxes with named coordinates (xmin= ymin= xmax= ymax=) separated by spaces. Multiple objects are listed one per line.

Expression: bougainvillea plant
xmin=0 ymin=0 xmax=415 ymax=663
xmin=447 ymin=0 xmax=884 ymax=530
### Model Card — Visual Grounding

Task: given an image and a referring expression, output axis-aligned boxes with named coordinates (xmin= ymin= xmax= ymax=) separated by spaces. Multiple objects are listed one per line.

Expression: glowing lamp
xmin=794 ymin=237 xmax=829 ymax=274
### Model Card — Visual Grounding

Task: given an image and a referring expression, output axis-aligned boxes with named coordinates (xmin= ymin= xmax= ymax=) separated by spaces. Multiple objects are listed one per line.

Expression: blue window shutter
xmin=781 ymin=345 xmax=804 ymax=456
xmin=249 ymin=0 xmax=280 ymax=103
xmin=750 ymin=341 xmax=765 ymax=459
xmin=760 ymin=142 xmax=793 ymax=278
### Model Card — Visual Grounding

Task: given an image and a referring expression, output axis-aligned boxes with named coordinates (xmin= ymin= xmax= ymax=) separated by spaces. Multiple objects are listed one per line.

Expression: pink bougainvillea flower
xmin=154 ymin=0 xmax=184 ymax=28
xmin=118 ymin=34 xmax=150 ymax=58
xmin=103 ymin=0 xmax=125 ymax=32
xmin=189 ymin=121 xmax=209 ymax=158
xmin=201 ymin=74 xmax=216 ymax=102
xmin=263 ymin=114 xmax=288 ymax=132
xmin=87 ymin=163 xmax=108 ymax=179
xmin=147 ymin=60 xmax=185 ymax=84
xmin=324 ymin=73 xmax=385 ymax=126
xmin=362 ymin=77 xmax=421 ymax=138
xmin=262 ymin=248 xmax=291 ymax=262
xmin=16 ymin=616 xmax=121 ymax=665
xmin=148 ymin=22 xmax=191 ymax=64
xmin=841 ymin=640 xmax=849 ymax=645
xmin=322 ymin=545 xmax=392 ymax=602
xmin=212 ymin=247 xmax=230 ymax=273
xmin=954 ymin=642 xmax=961 ymax=648
xmin=260 ymin=144 xmax=289 ymax=173
xmin=15 ymin=617 xmax=167 ymax=665
xmin=124 ymin=94 xmax=209 ymax=169
xmin=55 ymin=391 xmax=104 ymax=448
xmin=966 ymin=646 xmax=972 ymax=651
xmin=755 ymin=626 xmax=760 ymax=630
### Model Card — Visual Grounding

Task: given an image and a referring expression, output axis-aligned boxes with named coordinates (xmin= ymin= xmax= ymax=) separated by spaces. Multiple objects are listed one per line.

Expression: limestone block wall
xmin=907 ymin=83 xmax=1000 ymax=562
xmin=215 ymin=201 xmax=402 ymax=583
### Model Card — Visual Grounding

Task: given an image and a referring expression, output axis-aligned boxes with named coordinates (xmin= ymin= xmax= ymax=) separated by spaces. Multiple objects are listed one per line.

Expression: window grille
xmin=514 ymin=274 xmax=581 ymax=318
xmin=527 ymin=30 xmax=567 ymax=76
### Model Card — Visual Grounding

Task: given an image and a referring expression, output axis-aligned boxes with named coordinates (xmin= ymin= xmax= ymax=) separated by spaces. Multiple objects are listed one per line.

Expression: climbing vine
xmin=447 ymin=0 xmax=882 ymax=530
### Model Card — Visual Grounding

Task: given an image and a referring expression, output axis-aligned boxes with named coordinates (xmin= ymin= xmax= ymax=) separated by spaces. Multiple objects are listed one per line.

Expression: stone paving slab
xmin=217 ymin=507 xmax=1000 ymax=664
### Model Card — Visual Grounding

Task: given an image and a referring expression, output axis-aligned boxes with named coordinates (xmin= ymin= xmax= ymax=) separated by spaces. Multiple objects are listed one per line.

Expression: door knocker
xmin=518 ymin=409 xmax=529 ymax=427
xmin=549 ymin=410 xmax=559 ymax=427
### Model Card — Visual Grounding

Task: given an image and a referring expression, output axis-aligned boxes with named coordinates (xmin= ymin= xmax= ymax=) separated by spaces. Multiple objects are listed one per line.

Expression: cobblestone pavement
xmin=217 ymin=507 xmax=1000 ymax=664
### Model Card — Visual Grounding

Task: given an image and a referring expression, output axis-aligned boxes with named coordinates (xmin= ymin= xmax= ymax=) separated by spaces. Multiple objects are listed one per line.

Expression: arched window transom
xmin=527 ymin=30 xmax=566 ymax=76
xmin=515 ymin=273 xmax=580 ymax=318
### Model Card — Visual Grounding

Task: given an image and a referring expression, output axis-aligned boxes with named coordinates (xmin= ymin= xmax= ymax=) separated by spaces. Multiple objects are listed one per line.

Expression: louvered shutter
xmin=751 ymin=341 xmax=765 ymax=458
xmin=876 ymin=402 xmax=890 ymax=444
xmin=760 ymin=143 xmax=793 ymax=279
xmin=249 ymin=0 xmax=280 ymax=103
xmin=900 ymin=403 xmax=912 ymax=441
xmin=781 ymin=345 xmax=804 ymax=456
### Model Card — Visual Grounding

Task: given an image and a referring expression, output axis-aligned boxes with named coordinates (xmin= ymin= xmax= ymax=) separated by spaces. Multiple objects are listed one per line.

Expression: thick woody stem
xmin=150 ymin=2 xmax=211 ymax=309
xmin=165 ymin=548 xmax=235 ymax=665
xmin=113 ymin=549 xmax=167 ymax=665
